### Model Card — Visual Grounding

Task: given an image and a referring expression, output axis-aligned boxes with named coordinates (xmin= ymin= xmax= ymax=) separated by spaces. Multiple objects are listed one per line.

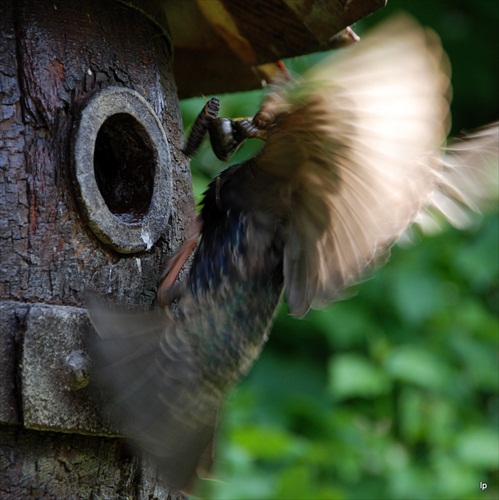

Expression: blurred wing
xmin=257 ymin=15 xmax=453 ymax=317
xmin=88 ymin=307 xmax=219 ymax=492
xmin=421 ymin=122 xmax=499 ymax=230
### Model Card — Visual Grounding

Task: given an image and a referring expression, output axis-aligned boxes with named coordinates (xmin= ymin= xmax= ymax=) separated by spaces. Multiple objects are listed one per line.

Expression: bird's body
xmin=186 ymin=160 xmax=285 ymax=390
xmin=89 ymin=14 xmax=498 ymax=492
xmin=91 ymin=160 xmax=286 ymax=490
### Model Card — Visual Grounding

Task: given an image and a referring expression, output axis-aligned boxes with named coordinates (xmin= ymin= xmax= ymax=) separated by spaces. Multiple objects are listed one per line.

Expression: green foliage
xmin=182 ymin=2 xmax=499 ymax=498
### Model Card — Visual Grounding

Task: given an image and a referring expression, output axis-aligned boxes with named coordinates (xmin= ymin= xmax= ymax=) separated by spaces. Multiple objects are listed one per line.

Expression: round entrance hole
xmin=72 ymin=87 xmax=172 ymax=254
xmin=94 ymin=114 xmax=155 ymax=223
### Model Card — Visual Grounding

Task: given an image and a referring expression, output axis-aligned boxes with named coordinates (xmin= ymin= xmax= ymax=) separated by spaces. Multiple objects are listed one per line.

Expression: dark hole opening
xmin=94 ymin=113 xmax=155 ymax=223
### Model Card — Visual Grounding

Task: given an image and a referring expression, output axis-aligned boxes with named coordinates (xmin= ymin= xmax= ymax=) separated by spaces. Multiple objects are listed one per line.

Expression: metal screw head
xmin=63 ymin=350 xmax=91 ymax=391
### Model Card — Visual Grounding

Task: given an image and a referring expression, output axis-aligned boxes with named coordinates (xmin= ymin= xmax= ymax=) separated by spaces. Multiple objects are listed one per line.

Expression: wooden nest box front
xmin=0 ymin=0 xmax=384 ymax=496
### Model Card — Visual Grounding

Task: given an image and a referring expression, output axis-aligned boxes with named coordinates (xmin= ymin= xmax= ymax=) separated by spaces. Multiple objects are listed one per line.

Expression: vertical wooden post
xmin=0 ymin=0 xmax=193 ymax=496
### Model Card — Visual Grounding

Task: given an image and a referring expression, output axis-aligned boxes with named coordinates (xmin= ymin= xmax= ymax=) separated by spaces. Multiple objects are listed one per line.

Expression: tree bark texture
xmin=0 ymin=0 xmax=193 ymax=496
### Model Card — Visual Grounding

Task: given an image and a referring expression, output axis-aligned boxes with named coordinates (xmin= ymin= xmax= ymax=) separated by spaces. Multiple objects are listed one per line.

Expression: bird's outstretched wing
xmin=254 ymin=15 xmax=497 ymax=317
xmin=88 ymin=307 xmax=219 ymax=491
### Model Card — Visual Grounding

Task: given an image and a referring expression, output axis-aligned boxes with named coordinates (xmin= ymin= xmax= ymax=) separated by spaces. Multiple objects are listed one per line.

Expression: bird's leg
xmin=207 ymin=117 xmax=263 ymax=161
xmin=183 ymin=62 xmax=289 ymax=161
xmin=183 ymin=96 xmax=255 ymax=161
xmin=184 ymin=96 xmax=274 ymax=163
xmin=183 ymin=97 xmax=221 ymax=158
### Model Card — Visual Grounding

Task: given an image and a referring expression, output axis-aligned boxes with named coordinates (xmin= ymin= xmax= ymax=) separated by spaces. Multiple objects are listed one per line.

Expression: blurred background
xmin=180 ymin=1 xmax=499 ymax=498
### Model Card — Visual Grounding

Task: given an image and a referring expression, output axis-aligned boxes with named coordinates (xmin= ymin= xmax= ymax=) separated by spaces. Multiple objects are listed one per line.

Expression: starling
xmin=89 ymin=15 xmax=498 ymax=492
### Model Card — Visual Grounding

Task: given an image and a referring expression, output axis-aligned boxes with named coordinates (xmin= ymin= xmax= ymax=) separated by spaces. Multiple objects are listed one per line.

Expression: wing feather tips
xmin=423 ymin=122 xmax=499 ymax=230
xmin=441 ymin=122 xmax=499 ymax=205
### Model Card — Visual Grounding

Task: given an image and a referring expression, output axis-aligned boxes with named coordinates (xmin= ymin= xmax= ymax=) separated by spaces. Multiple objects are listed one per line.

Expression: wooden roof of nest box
xmin=123 ymin=0 xmax=386 ymax=98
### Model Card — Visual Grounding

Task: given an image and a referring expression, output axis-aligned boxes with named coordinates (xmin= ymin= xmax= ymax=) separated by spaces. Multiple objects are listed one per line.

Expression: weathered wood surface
xmin=0 ymin=425 xmax=187 ymax=499
xmin=0 ymin=0 xmax=194 ymax=307
xmin=0 ymin=0 xmax=193 ymax=496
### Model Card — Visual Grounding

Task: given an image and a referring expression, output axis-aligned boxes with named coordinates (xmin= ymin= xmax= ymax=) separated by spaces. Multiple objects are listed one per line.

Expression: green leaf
xmin=454 ymin=428 xmax=499 ymax=469
xmin=384 ymin=346 xmax=453 ymax=391
xmin=229 ymin=425 xmax=303 ymax=460
xmin=388 ymin=269 xmax=444 ymax=326
xmin=329 ymin=353 xmax=391 ymax=399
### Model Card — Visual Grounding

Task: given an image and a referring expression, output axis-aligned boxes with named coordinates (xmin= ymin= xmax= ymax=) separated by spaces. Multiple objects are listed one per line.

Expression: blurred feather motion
xmin=89 ymin=15 xmax=498 ymax=492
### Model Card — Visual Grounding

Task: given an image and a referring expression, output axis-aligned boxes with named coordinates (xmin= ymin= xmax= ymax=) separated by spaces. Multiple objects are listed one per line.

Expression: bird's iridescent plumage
xmin=89 ymin=15 xmax=498 ymax=492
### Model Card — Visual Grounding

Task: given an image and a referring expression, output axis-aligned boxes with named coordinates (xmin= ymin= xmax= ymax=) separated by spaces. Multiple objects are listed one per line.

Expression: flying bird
xmin=89 ymin=15 xmax=498 ymax=492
